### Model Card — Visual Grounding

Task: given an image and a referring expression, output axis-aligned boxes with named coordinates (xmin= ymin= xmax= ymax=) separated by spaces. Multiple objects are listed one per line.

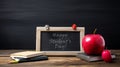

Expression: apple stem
xmin=93 ymin=28 xmax=97 ymax=34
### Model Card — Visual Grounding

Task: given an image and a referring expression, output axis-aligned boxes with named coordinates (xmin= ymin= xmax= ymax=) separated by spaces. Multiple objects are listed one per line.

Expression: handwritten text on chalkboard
xmin=41 ymin=31 xmax=80 ymax=51
xmin=49 ymin=33 xmax=71 ymax=50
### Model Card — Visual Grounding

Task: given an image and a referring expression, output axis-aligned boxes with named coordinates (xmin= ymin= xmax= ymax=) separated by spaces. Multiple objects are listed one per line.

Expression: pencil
xmin=9 ymin=60 xmax=19 ymax=64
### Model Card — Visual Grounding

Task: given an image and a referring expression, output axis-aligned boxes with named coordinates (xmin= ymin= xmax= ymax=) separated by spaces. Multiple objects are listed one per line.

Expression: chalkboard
xmin=36 ymin=27 xmax=85 ymax=55
xmin=41 ymin=31 xmax=80 ymax=51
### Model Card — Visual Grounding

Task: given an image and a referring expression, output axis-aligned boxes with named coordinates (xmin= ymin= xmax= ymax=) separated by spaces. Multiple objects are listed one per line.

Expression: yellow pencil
xmin=8 ymin=60 xmax=19 ymax=64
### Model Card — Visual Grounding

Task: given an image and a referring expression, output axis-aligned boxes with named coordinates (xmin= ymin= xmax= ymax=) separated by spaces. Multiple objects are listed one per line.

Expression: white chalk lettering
xmin=48 ymin=33 xmax=72 ymax=50
xmin=53 ymin=33 xmax=68 ymax=38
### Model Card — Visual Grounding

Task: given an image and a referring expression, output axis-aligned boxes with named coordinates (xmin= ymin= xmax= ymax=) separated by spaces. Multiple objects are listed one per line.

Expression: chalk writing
xmin=52 ymin=33 xmax=68 ymax=38
xmin=49 ymin=39 xmax=71 ymax=44
xmin=49 ymin=33 xmax=71 ymax=50
xmin=41 ymin=31 xmax=80 ymax=51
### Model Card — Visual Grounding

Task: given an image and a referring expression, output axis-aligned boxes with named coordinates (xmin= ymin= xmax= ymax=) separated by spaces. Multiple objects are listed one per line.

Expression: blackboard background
xmin=41 ymin=31 xmax=80 ymax=51
xmin=0 ymin=0 xmax=120 ymax=49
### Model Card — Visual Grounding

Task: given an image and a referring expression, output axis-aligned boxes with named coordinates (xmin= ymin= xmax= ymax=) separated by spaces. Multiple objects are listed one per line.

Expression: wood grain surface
xmin=0 ymin=50 xmax=120 ymax=67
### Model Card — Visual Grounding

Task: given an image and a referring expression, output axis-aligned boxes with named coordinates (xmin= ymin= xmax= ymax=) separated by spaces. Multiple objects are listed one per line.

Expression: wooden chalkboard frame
xmin=36 ymin=27 xmax=85 ymax=56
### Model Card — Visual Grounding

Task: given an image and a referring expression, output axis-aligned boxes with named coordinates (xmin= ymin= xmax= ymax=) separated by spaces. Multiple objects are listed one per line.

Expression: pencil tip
xmin=8 ymin=60 xmax=19 ymax=64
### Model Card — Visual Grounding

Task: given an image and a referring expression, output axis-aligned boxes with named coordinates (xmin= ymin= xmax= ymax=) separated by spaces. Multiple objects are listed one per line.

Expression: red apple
xmin=82 ymin=34 xmax=105 ymax=55
xmin=72 ymin=24 xmax=77 ymax=30
xmin=102 ymin=50 xmax=112 ymax=62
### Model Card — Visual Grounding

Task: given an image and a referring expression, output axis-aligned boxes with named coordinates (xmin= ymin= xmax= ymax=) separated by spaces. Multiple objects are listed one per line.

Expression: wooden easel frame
xmin=36 ymin=27 xmax=85 ymax=56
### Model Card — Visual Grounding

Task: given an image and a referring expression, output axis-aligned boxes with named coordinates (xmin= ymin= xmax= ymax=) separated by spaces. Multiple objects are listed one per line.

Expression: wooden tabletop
xmin=0 ymin=50 xmax=120 ymax=67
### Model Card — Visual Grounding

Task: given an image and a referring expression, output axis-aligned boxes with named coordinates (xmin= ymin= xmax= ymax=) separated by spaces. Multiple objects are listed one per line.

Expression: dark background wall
xmin=0 ymin=0 xmax=120 ymax=49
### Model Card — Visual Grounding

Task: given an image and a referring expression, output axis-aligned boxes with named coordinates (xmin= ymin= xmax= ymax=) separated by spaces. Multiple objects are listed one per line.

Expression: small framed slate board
xmin=36 ymin=27 xmax=85 ymax=56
